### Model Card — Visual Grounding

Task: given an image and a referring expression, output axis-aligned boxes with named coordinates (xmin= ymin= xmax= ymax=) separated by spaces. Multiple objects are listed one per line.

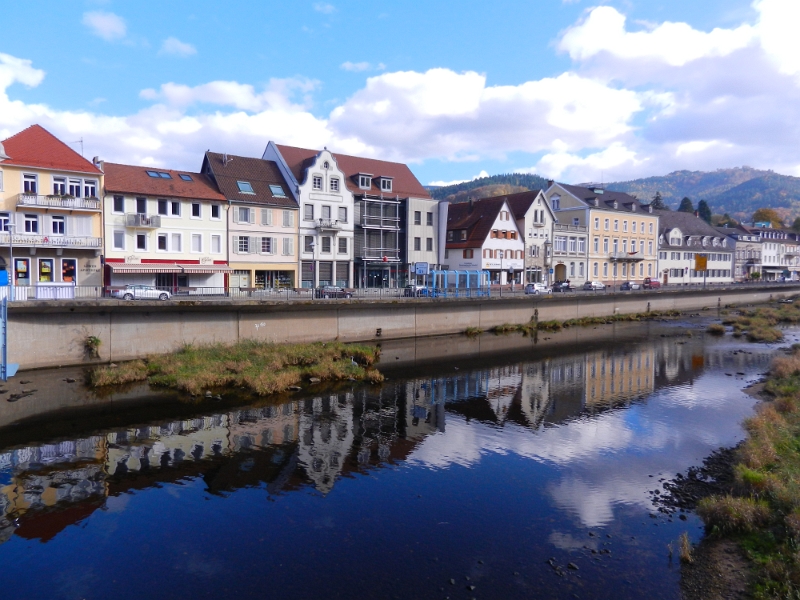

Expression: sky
xmin=1 ymin=0 xmax=798 ymax=187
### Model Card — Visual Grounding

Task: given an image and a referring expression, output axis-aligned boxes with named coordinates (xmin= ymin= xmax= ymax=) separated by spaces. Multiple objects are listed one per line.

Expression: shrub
xmin=706 ymin=323 xmax=726 ymax=335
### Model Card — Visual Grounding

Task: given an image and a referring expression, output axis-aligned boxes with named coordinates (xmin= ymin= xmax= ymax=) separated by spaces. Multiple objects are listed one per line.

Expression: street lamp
xmin=6 ymin=222 xmax=14 ymax=302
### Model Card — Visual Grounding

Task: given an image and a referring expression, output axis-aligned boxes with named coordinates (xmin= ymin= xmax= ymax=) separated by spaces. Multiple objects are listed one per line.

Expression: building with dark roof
xmin=102 ymin=162 xmax=230 ymax=290
xmin=0 ymin=125 xmax=104 ymax=291
xmin=736 ymin=224 xmax=799 ymax=280
xmin=504 ymin=190 xmax=555 ymax=284
xmin=714 ymin=225 xmax=762 ymax=281
xmin=655 ymin=210 xmax=733 ymax=285
xmin=444 ymin=196 xmax=524 ymax=284
xmin=203 ymin=152 xmax=299 ymax=289
xmin=545 ymin=183 xmax=659 ymax=286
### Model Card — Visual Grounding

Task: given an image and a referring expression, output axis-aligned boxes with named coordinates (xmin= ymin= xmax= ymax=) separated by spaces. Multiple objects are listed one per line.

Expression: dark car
xmin=552 ymin=281 xmax=573 ymax=293
xmin=620 ymin=281 xmax=641 ymax=291
xmin=643 ymin=277 xmax=661 ymax=290
xmin=315 ymin=286 xmax=352 ymax=299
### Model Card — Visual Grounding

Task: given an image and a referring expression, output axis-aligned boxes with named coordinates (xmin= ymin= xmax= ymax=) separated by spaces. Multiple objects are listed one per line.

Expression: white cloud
xmin=428 ymin=170 xmax=489 ymax=187
xmin=159 ymin=37 xmax=197 ymax=57
xmin=313 ymin=2 xmax=335 ymax=14
xmin=341 ymin=61 xmax=370 ymax=72
xmin=82 ymin=11 xmax=127 ymax=42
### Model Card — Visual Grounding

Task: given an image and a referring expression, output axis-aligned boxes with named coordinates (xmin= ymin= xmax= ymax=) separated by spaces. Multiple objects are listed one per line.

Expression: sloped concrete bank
xmin=10 ymin=285 xmax=798 ymax=370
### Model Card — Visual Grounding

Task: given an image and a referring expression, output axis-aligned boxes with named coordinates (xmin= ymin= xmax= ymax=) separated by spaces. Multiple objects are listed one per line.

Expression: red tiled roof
xmin=104 ymin=163 xmax=225 ymax=201
xmin=275 ymin=144 xmax=431 ymax=199
xmin=445 ymin=196 xmax=516 ymax=249
xmin=0 ymin=124 xmax=102 ymax=174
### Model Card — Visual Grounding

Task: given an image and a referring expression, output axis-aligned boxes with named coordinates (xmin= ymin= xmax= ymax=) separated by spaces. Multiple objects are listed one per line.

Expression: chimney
xmin=694 ymin=210 xmax=699 ymax=218
xmin=468 ymin=198 xmax=474 ymax=213
xmin=93 ymin=157 xmax=104 ymax=172
xmin=546 ymin=180 xmax=554 ymax=188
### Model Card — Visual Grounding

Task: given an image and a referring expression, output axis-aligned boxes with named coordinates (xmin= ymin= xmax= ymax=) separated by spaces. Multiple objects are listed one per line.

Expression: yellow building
xmin=585 ymin=347 xmax=655 ymax=408
xmin=0 ymin=125 xmax=104 ymax=292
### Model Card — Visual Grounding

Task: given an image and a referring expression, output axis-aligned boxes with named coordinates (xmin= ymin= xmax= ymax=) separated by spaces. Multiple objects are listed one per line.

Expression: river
xmin=0 ymin=318 xmax=790 ymax=599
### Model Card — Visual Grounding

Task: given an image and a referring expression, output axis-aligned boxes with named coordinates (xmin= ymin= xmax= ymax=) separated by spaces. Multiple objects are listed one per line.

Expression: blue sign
xmin=415 ymin=262 xmax=429 ymax=275
xmin=549 ymin=268 xmax=554 ymax=274
xmin=0 ymin=271 xmax=8 ymax=286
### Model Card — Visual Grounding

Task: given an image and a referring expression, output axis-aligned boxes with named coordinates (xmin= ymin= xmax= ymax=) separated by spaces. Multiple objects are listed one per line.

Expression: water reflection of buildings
xmin=0 ymin=336 xmax=774 ymax=546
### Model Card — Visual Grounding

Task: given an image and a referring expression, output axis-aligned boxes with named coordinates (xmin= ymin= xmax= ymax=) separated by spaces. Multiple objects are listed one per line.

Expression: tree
xmin=711 ymin=213 xmax=738 ymax=227
xmin=792 ymin=217 xmax=800 ymax=233
xmin=678 ymin=197 xmax=695 ymax=213
xmin=651 ymin=191 xmax=667 ymax=210
xmin=697 ymin=199 xmax=712 ymax=223
xmin=752 ymin=208 xmax=784 ymax=228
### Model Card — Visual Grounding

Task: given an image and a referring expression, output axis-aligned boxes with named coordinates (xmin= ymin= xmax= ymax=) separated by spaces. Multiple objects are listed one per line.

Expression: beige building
xmin=506 ymin=190 xmax=556 ymax=285
xmin=545 ymin=183 xmax=659 ymax=286
xmin=0 ymin=125 xmax=103 ymax=293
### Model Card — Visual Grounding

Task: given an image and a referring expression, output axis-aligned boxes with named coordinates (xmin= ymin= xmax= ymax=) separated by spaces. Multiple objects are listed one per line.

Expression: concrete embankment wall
xmin=11 ymin=285 xmax=798 ymax=370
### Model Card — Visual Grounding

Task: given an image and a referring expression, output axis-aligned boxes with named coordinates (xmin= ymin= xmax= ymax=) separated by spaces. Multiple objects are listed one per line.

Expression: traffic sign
xmin=415 ymin=262 xmax=429 ymax=275
xmin=694 ymin=254 xmax=708 ymax=271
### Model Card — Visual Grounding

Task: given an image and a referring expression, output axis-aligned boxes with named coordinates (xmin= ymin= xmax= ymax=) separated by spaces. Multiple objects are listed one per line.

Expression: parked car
xmin=620 ymin=281 xmax=641 ymax=291
xmin=113 ymin=285 xmax=171 ymax=301
xmin=403 ymin=285 xmax=428 ymax=297
xmin=552 ymin=281 xmax=573 ymax=293
xmin=524 ymin=283 xmax=549 ymax=295
xmin=315 ymin=286 xmax=353 ymax=299
xmin=583 ymin=281 xmax=605 ymax=291
xmin=642 ymin=277 xmax=661 ymax=290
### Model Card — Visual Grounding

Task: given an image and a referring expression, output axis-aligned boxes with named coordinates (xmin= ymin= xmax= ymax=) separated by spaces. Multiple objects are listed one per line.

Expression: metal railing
xmin=554 ymin=224 xmax=588 ymax=232
xmin=18 ymin=194 xmax=101 ymax=211
xmin=0 ymin=232 xmax=102 ymax=248
xmin=361 ymin=215 xmax=401 ymax=229
xmin=315 ymin=219 xmax=342 ymax=230
xmin=125 ymin=214 xmax=161 ymax=228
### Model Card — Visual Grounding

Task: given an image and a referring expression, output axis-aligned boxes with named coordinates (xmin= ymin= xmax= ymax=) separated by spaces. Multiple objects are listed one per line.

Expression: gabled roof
xmin=104 ymin=163 xmax=225 ymax=201
xmin=654 ymin=210 xmax=729 ymax=249
xmin=203 ymin=152 xmax=297 ymax=208
xmin=555 ymin=183 xmax=650 ymax=213
xmin=714 ymin=225 xmax=760 ymax=241
xmin=275 ymin=144 xmax=431 ymax=199
xmin=502 ymin=189 xmax=548 ymax=221
xmin=445 ymin=196 xmax=519 ymax=249
xmin=0 ymin=125 xmax=102 ymax=175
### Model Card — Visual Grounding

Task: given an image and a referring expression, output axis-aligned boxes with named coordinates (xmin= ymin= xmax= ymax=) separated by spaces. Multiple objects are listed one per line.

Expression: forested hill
xmin=428 ymin=173 xmax=549 ymax=203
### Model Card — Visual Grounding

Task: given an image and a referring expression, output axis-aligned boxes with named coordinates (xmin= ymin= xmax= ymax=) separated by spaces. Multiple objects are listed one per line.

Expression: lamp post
xmin=7 ymin=222 xmax=13 ymax=302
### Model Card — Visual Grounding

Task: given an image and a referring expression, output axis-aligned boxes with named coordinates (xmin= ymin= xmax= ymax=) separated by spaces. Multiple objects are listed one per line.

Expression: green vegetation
xmin=720 ymin=304 xmax=800 ymax=343
xmin=695 ymin=344 xmax=800 ymax=598
xmin=428 ymin=173 xmax=550 ymax=201
xmin=678 ymin=197 xmax=695 ymax=213
xmin=706 ymin=323 xmax=726 ymax=335
xmin=752 ymin=207 xmax=785 ymax=228
xmin=464 ymin=326 xmax=483 ymax=337
xmin=84 ymin=335 xmax=102 ymax=359
xmin=698 ymin=199 xmax=713 ymax=223
xmin=89 ymin=341 xmax=383 ymax=395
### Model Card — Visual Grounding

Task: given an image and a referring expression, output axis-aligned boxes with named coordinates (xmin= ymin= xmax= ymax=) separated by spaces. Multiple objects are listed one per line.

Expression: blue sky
xmin=2 ymin=0 xmax=797 ymax=186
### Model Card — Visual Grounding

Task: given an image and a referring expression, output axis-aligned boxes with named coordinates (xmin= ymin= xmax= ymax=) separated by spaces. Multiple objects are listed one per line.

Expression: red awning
xmin=178 ymin=264 xmax=232 ymax=274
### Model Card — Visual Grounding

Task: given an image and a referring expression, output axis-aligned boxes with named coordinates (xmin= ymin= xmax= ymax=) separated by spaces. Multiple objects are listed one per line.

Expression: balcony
xmin=125 ymin=214 xmax=161 ymax=228
xmin=360 ymin=247 xmax=401 ymax=262
xmin=609 ymin=251 xmax=645 ymax=262
xmin=0 ymin=232 xmax=101 ymax=248
xmin=18 ymin=194 xmax=101 ymax=212
xmin=361 ymin=215 xmax=400 ymax=230
xmin=554 ymin=223 xmax=588 ymax=233
xmin=315 ymin=218 xmax=342 ymax=231
xmin=532 ymin=221 xmax=546 ymax=228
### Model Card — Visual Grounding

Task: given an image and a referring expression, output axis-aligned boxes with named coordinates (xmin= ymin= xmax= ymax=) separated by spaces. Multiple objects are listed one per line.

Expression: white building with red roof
xmin=0 ymin=125 xmax=104 ymax=289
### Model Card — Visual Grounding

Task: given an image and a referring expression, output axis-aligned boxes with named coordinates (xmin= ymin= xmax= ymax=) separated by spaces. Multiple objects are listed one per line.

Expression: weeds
xmin=706 ymin=323 xmax=726 ymax=335
xmin=679 ymin=532 xmax=694 ymax=564
xmin=85 ymin=335 xmax=102 ymax=359
xmin=464 ymin=326 xmax=483 ymax=337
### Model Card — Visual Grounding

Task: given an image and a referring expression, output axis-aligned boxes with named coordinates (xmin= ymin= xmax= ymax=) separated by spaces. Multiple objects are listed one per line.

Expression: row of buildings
xmin=0 ymin=124 xmax=795 ymax=292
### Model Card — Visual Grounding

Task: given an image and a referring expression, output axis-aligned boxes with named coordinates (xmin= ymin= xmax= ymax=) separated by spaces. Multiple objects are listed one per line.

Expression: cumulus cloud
xmin=340 ymin=61 xmax=386 ymax=72
xmin=428 ymin=170 xmax=489 ymax=187
xmin=159 ymin=37 xmax=197 ymax=57
xmin=82 ymin=11 xmax=126 ymax=41
xmin=313 ymin=2 xmax=335 ymax=14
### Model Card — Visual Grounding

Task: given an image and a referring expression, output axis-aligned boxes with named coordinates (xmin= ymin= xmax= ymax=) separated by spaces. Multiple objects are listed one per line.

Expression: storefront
xmin=106 ymin=261 xmax=230 ymax=293
xmin=8 ymin=252 xmax=101 ymax=286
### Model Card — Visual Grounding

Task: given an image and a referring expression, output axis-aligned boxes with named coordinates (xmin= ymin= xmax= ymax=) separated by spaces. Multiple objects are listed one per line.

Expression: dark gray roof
xmin=655 ymin=210 xmax=729 ymax=249
xmin=558 ymin=184 xmax=651 ymax=213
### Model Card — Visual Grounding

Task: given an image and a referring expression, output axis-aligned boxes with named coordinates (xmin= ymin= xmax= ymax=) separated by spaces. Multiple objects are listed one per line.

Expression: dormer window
xmin=380 ymin=177 xmax=393 ymax=192
xmin=358 ymin=174 xmax=372 ymax=190
xmin=460 ymin=230 xmax=467 ymax=241
xmin=612 ymin=200 xmax=618 ymax=209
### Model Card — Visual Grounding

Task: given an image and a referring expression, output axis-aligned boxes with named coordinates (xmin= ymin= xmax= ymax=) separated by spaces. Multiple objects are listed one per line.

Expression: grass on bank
xmin=716 ymin=302 xmax=800 ymax=343
xmin=696 ymin=344 xmax=800 ymax=598
xmin=480 ymin=309 xmax=683 ymax=337
xmin=89 ymin=340 xmax=383 ymax=396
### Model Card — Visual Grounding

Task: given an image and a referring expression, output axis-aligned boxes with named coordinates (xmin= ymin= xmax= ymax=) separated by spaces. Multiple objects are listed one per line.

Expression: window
xmin=238 ymin=207 xmax=252 ymax=223
xmin=464 ymin=249 xmax=473 ymax=259
xmin=113 ymin=196 xmax=124 ymax=213
xmin=593 ymin=262 xmax=598 ymax=277
xmin=603 ymin=238 xmax=609 ymax=253
xmin=613 ymin=220 xmax=619 ymax=231
xmin=460 ymin=230 xmax=467 ymax=241
xmin=330 ymin=178 xmax=340 ymax=192
xmin=113 ymin=231 xmax=125 ymax=250
xmin=171 ymin=233 xmax=181 ymax=252
xmin=51 ymin=216 xmax=65 ymax=235
xmin=211 ymin=205 xmax=221 ymax=220
xmin=569 ymin=237 xmax=577 ymax=252
xmin=426 ymin=238 xmax=433 ymax=251
xmin=622 ymin=240 xmax=627 ymax=253
xmin=237 ymin=181 xmax=254 ymax=194
xmin=555 ymin=236 xmax=567 ymax=252
xmin=24 ymin=214 xmax=38 ymax=233
xmin=322 ymin=205 xmax=331 ymax=220
xmin=649 ymin=223 xmax=653 ymax=234
xmin=283 ymin=238 xmax=294 ymax=255
xmin=23 ymin=174 xmax=37 ymax=194
xmin=338 ymin=207 xmax=347 ymax=222
xmin=191 ymin=203 xmax=201 ymax=218
xmin=62 ymin=259 xmax=77 ymax=283
xmin=447 ymin=231 xmax=453 ymax=241
xmin=414 ymin=237 xmax=421 ymax=251
xmin=136 ymin=197 xmax=147 ymax=214
xmin=192 ymin=234 xmax=202 ymax=252
xmin=427 ymin=212 xmax=433 ymax=226
xmin=157 ymin=234 xmax=168 ymax=251
xmin=632 ymin=222 xmax=637 ymax=233
xmin=282 ymin=210 xmax=294 ymax=227
xmin=648 ymin=241 xmax=653 ymax=254
xmin=304 ymin=236 xmax=314 ymax=253
xmin=158 ymin=200 xmax=168 ymax=215
xmin=603 ymin=262 xmax=608 ymax=277
xmin=414 ymin=211 xmax=421 ymax=225
xmin=68 ymin=178 xmax=82 ymax=197
xmin=179 ymin=174 xmax=193 ymax=181
xmin=136 ymin=233 xmax=147 ymax=250
xmin=551 ymin=195 xmax=560 ymax=210
xmin=593 ymin=238 xmax=599 ymax=252
xmin=604 ymin=219 xmax=609 ymax=230
xmin=171 ymin=201 xmax=180 ymax=216
xmin=0 ymin=171 xmax=3 ymax=191
xmin=146 ymin=171 xmax=171 ymax=179
xmin=623 ymin=221 xmax=629 ymax=232
xmin=38 ymin=259 xmax=54 ymax=283
xmin=313 ymin=175 xmax=323 ymax=190
xmin=580 ymin=263 xmax=585 ymax=277
xmin=84 ymin=181 xmax=97 ymax=197
xmin=338 ymin=237 xmax=347 ymax=254
xmin=578 ymin=238 xmax=586 ymax=253
xmin=146 ymin=171 xmax=160 ymax=178
xmin=380 ymin=178 xmax=392 ymax=192
xmin=594 ymin=218 xmax=599 ymax=229
xmin=237 ymin=236 xmax=250 ymax=254
xmin=211 ymin=235 xmax=221 ymax=254
xmin=261 ymin=237 xmax=272 ymax=254
xmin=321 ymin=236 xmax=331 ymax=253
xmin=304 ymin=204 xmax=314 ymax=221
xmin=573 ymin=218 xmax=580 ymax=226
xmin=570 ymin=262 xmax=575 ymax=277
xmin=613 ymin=239 xmax=618 ymax=253
xmin=359 ymin=175 xmax=371 ymax=189
xmin=53 ymin=177 xmax=66 ymax=195
xmin=631 ymin=240 xmax=637 ymax=253
xmin=0 ymin=213 xmax=9 ymax=232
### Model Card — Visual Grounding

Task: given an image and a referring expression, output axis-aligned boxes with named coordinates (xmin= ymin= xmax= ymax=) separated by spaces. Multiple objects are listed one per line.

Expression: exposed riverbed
xmin=0 ymin=318 xmax=793 ymax=599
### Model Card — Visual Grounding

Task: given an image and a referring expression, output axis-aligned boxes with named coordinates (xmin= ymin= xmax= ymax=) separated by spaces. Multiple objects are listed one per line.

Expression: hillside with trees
xmin=428 ymin=173 xmax=549 ymax=202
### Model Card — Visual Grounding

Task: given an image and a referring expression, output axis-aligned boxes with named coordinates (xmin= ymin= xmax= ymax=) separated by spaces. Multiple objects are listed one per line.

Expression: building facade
xmin=0 ymin=125 xmax=103 ymax=289
xmin=404 ymin=196 xmax=444 ymax=286
xmin=203 ymin=152 xmax=298 ymax=289
xmin=738 ymin=224 xmax=798 ymax=281
xmin=443 ymin=197 xmax=524 ymax=284
xmin=655 ymin=210 xmax=734 ymax=286
xmin=545 ymin=183 xmax=659 ymax=287
xmin=715 ymin=226 xmax=762 ymax=281
xmin=102 ymin=163 xmax=229 ymax=290
xmin=505 ymin=190 xmax=555 ymax=285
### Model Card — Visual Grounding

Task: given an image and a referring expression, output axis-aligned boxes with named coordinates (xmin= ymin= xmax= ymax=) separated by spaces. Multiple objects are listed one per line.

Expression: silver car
xmin=113 ymin=285 xmax=171 ymax=301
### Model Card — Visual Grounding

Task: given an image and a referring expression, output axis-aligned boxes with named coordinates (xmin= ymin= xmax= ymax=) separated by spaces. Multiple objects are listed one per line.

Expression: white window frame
xmin=84 ymin=180 xmax=98 ymax=198
xmin=304 ymin=204 xmax=314 ymax=221
xmin=171 ymin=232 xmax=182 ymax=253
xmin=24 ymin=214 xmax=38 ymax=233
xmin=312 ymin=175 xmax=323 ymax=191
xmin=191 ymin=233 xmax=202 ymax=253
xmin=282 ymin=210 xmax=294 ymax=227
xmin=136 ymin=233 xmax=147 ymax=251
xmin=191 ymin=203 xmax=201 ymax=219
xmin=51 ymin=215 xmax=66 ymax=235
xmin=380 ymin=178 xmax=392 ymax=192
xmin=359 ymin=175 xmax=371 ymax=189
xmin=157 ymin=233 xmax=169 ymax=252
xmin=282 ymin=237 xmax=294 ymax=256
xmin=211 ymin=204 xmax=221 ymax=220
xmin=53 ymin=177 xmax=66 ymax=195
xmin=338 ymin=237 xmax=348 ymax=254
xmin=171 ymin=201 xmax=181 ymax=217
xmin=113 ymin=230 xmax=125 ymax=250
xmin=211 ymin=235 xmax=221 ymax=254
xmin=330 ymin=178 xmax=340 ymax=192
xmin=23 ymin=173 xmax=38 ymax=194
xmin=260 ymin=236 xmax=274 ymax=255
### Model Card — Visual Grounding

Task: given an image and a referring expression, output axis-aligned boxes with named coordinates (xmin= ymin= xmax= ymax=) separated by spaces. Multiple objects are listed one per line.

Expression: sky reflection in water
xmin=0 ymin=328 xmax=779 ymax=599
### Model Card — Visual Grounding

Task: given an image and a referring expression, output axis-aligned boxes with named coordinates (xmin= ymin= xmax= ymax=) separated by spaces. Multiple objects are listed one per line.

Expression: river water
xmin=0 ymin=319 xmax=789 ymax=599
